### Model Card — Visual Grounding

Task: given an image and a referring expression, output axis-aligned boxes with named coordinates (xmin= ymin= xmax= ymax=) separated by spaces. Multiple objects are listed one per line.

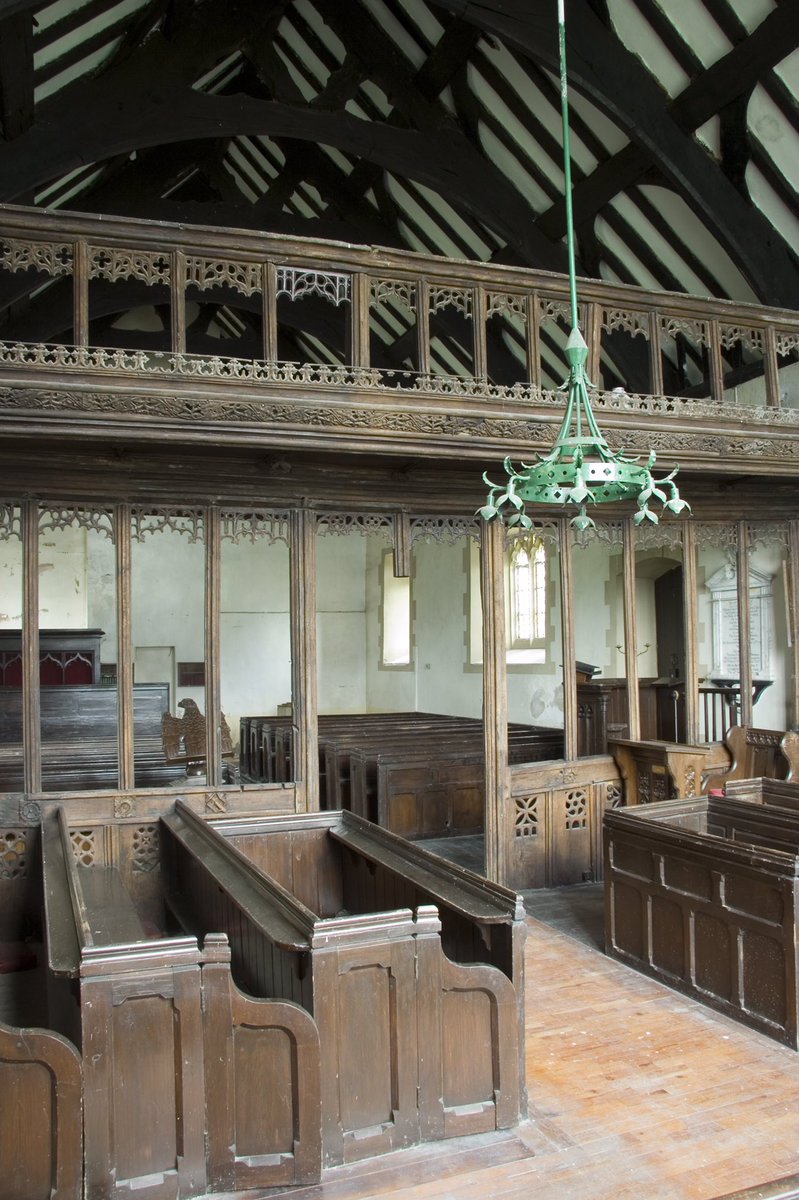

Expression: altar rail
xmin=1 ymin=204 xmax=798 ymax=419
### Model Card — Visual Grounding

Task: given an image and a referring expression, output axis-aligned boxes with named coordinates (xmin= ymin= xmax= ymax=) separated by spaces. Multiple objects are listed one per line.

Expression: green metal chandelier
xmin=480 ymin=0 xmax=689 ymax=533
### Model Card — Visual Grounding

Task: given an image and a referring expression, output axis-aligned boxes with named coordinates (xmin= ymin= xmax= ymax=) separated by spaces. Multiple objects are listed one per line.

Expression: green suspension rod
xmin=558 ymin=0 xmax=579 ymax=335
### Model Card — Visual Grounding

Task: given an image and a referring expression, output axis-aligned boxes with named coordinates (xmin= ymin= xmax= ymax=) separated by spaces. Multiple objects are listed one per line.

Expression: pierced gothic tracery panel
xmin=514 ymin=794 xmax=540 ymax=837
xmin=565 ymin=789 xmax=588 ymax=830
xmin=0 ymin=504 xmax=21 ymax=542
xmin=0 ymin=830 xmax=28 ymax=879
xmin=221 ymin=511 xmax=291 ymax=545
xmin=70 ymin=828 xmax=96 ymax=866
xmin=371 ymin=279 xmax=416 ymax=312
xmin=131 ymin=509 xmax=204 ymax=542
xmin=184 ymin=256 xmax=261 ymax=297
xmin=410 ymin=517 xmax=479 ymax=545
xmin=90 ymin=247 xmax=171 ymax=285
xmin=132 ymin=825 xmax=159 ymax=873
xmin=276 ymin=266 xmax=350 ymax=306
xmin=39 ymin=506 xmax=114 ymax=541
xmin=0 ymin=237 xmax=73 ymax=276
xmin=316 ymin=513 xmax=392 ymax=538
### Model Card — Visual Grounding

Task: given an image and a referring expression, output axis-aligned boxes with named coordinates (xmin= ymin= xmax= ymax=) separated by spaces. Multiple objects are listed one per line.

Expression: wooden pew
xmin=604 ymin=785 xmax=799 ymax=1048
xmin=702 ymin=725 xmax=799 ymax=792
xmin=0 ymin=1016 xmax=83 ymax=1200
xmin=0 ymin=682 xmax=185 ymax=791
xmin=161 ymin=801 xmax=526 ymax=1167
xmin=40 ymin=806 xmax=322 ymax=1198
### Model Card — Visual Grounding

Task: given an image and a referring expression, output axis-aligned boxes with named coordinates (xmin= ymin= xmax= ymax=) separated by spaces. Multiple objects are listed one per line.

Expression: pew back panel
xmin=0 ymin=1017 xmax=83 ymax=1200
xmin=174 ymin=804 xmax=526 ymax=1166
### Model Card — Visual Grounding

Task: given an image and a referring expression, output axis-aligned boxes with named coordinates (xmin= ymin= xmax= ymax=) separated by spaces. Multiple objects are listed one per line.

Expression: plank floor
xmin=238 ymin=889 xmax=799 ymax=1200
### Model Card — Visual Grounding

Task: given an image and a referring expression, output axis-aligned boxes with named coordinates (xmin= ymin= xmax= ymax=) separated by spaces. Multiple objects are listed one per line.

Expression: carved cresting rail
xmin=1 ymin=204 xmax=799 ymax=467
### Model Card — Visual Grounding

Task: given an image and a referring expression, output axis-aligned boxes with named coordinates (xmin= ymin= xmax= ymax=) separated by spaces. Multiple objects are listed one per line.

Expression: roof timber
xmin=429 ymin=0 xmax=799 ymax=307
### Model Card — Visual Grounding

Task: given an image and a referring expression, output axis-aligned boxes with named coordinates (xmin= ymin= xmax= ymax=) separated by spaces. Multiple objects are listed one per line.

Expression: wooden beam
xmin=0 ymin=10 xmax=33 ymax=142
xmin=290 ymin=509 xmax=318 ymax=812
xmin=429 ymin=0 xmax=799 ymax=306
xmin=480 ymin=519 xmax=508 ymax=886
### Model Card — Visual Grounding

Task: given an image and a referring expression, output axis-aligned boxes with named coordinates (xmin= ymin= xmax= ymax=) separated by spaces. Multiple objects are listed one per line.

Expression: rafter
xmin=0 ymin=9 xmax=33 ymax=142
xmin=429 ymin=0 xmax=799 ymax=306
xmin=0 ymin=81 xmax=561 ymax=273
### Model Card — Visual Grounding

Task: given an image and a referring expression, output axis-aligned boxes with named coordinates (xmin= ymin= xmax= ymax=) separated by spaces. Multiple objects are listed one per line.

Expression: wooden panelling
xmin=0 ymin=1017 xmax=82 ymax=1200
xmin=508 ymin=755 xmax=622 ymax=890
xmin=604 ymin=791 xmax=799 ymax=1047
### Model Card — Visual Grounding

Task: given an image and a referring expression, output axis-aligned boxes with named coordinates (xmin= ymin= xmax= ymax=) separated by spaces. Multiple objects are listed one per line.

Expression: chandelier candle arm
xmin=479 ymin=0 xmax=689 ymax=532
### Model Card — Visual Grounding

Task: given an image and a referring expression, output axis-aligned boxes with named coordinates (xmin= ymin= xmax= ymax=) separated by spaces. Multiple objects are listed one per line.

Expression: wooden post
xmin=171 ymin=249 xmax=186 ymax=354
xmin=682 ymin=521 xmax=700 ymax=745
xmin=291 ymin=509 xmax=319 ymax=812
xmin=764 ymin=325 xmax=781 ymax=408
xmin=648 ymin=310 xmax=663 ymax=395
xmin=22 ymin=500 xmax=40 ymax=795
xmin=584 ymin=301 xmax=602 ymax=385
xmin=350 ymin=272 xmax=370 ymax=368
xmin=263 ymin=262 xmax=278 ymax=362
xmin=559 ymin=519 xmax=578 ymax=761
xmin=708 ymin=318 xmax=724 ymax=405
xmin=416 ymin=278 xmax=431 ymax=376
xmin=73 ymin=239 xmax=89 ymax=348
xmin=115 ymin=503 xmax=134 ymax=792
xmin=481 ymin=520 xmax=508 ymax=886
xmin=205 ymin=506 xmax=222 ymax=787
xmin=473 ymin=286 xmax=488 ymax=381
xmin=622 ymin=520 xmax=640 ymax=741
xmin=525 ymin=292 xmax=541 ymax=389
xmin=737 ymin=521 xmax=753 ymax=728
xmin=789 ymin=520 xmax=799 ymax=729
xmin=392 ymin=511 xmax=411 ymax=578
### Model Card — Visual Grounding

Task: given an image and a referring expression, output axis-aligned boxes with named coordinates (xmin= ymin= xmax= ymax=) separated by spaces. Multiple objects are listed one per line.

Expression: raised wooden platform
xmin=248 ymin=899 xmax=799 ymax=1200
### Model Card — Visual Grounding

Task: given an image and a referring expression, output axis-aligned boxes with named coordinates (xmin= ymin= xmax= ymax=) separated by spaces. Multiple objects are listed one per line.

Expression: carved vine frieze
xmin=1 ymin=380 xmax=799 ymax=462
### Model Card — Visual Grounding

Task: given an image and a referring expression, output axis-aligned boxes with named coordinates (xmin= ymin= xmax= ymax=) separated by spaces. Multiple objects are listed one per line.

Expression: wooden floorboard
xmin=234 ymin=903 xmax=799 ymax=1200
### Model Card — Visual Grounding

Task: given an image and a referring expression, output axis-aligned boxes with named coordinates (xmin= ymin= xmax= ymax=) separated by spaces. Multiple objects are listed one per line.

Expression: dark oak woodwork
xmin=38 ymin=804 xmax=322 ymax=1197
xmin=604 ymin=780 xmax=799 ymax=1047
xmin=0 ymin=682 xmax=185 ymax=791
xmin=703 ymin=725 xmax=799 ymax=793
xmin=0 ymin=1015 xmax=83 ymax=1200
xmin=0 ymin=627 xmax=103 ymax=686
xmin=161 ymin=802 xmax=526 ymax=1166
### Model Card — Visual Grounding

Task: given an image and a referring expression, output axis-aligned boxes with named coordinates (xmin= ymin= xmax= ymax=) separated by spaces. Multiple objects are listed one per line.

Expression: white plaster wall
xmin=317 ymin=533 xmax=367 ymax=713
xmin=131 ymin=530 xmax=205 ymax=713
xmin=412 ymin=539 xmax=483 ymax=718
xmin=220 ymin=538 xmax=292 ymax=744
xmin=38 ymin=525 xmax=89 ymax=628
xmin=572 ymin=543 xmax=614 ymax=673
xmin=0 ymin=532 xmax=22 ymax=626
xmin=364 ymin=535 xmax=416 ymax=712
xmin=508 ymin=546 xmax=564 ymax=729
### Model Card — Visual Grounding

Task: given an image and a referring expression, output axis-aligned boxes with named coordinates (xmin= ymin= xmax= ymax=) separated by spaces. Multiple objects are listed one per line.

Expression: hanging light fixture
xmin=480 ymin=0 xmax=689 ymax=533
